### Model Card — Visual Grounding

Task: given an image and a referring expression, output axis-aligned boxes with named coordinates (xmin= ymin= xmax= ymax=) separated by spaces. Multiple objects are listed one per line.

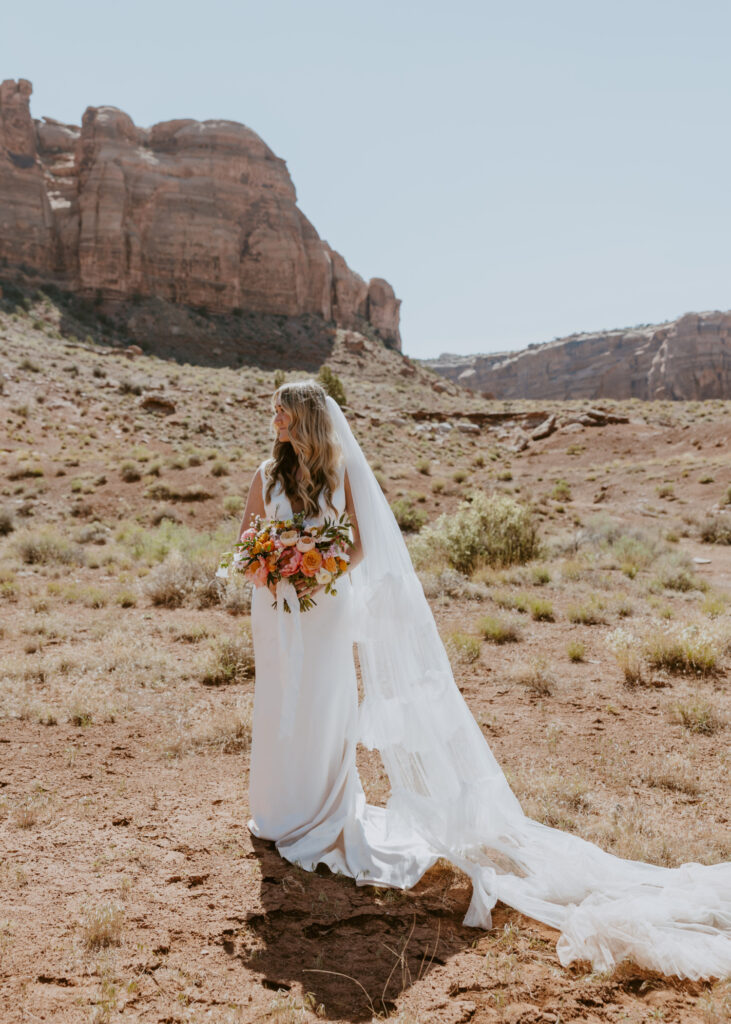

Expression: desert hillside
xmin=424 ymin=311 xmax=731 ymax=401
xmin=1 ymin=284 xmax=730 ymax=1023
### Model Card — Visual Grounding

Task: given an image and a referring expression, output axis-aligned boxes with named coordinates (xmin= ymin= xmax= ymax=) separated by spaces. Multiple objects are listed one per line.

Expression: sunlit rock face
xmin=424 ymin=313 xmax=731 ymax=400
xmin=0 ymin=78 xmax=401 ymax=350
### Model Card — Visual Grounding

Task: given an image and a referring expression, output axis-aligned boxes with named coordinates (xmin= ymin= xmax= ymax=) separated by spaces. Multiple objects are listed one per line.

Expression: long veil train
xmin=324 ymin=395 xmax=731 ymax=981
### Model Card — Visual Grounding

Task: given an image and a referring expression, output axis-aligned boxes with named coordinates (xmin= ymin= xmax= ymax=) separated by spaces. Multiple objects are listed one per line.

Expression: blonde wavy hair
xmin=265 ymin=381 xmax=342 ymax=518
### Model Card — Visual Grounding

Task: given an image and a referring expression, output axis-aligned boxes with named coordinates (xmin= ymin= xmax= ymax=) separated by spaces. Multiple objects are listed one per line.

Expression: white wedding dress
xmin=248 ymin=456 xmax=441 ymax=887
xmin=246 ymin=400 xmax=731 ymax=982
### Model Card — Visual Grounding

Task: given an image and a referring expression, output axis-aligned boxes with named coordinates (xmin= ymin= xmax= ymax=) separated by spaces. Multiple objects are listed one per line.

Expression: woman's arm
xmin=343 ymin=470 xmax=363 ymax=571
xmin=237 ymin=466 xmax=266 ymax=541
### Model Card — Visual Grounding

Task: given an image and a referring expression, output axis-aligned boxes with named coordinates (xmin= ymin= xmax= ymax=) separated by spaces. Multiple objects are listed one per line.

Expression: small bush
xmin=409 ymin=492 xmax=540 ymax=575
xmin=644 ymin=623 xmax=725 ymax=676
xmin=653 ymin=552 xmax=699 ymax=592
xmin=552 ymin=479 xmax=572 ymax=501
xmin=13 ymin=527 xmax=86 ymax=566
xmin=567 ymin=596 xmax=606 ymax=625
xmin=416 ymin=458 xmax=431 ymax=475
xmin=528 ymin=597 xmax=554 ymax=621
xmin=0 ymin=508 xmax=15 ymax=535
xmin=699 ymin=516 xmax=731 ymax=545
xmin=567 ymin=640 xmax=585 ymax=662
xmin=81 ymin=903 xmax=124 ymax=949
xmin=477 ymin=615 xmax=521 ymax=644
xmin=119 ymin=460 xmax=141 ymax=483
xmin=390 ymin=498 xmax=427 ymax=532
xmin=143 ymin=549 xmax=221 ymax=608
xmin=210 ymin=460 xmax=230 ymax=477
xmin=445 ymin=631 xmax=481 ymax=665
xmin=317 ymin=365 xmax=346 ymax=407
xmin=223 ymin=495 xmax=245 ymax=515
xmin=511 ymin=657 xmax=556 ymax=696
xmin=199 ymin=631 xmax=255 ymax=686
xmin=670 ymin=700 xmax=724 ymax=735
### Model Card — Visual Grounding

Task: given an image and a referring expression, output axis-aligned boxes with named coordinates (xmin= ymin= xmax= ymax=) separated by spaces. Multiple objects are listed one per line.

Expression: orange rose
xmin=324 ymin=555 xmax=337 ymax=573
xmin=300 ymin=548 xmax=323 ymax=577
xmin=338 ymin=558 xmax=348 ymax=572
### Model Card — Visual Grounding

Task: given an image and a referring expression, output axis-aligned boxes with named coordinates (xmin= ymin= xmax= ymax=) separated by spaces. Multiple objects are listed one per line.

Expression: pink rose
xmin=240 ymin=528 xmax=256 ymax=541
xmin=278 ymin=546 xmax=302 ymax=577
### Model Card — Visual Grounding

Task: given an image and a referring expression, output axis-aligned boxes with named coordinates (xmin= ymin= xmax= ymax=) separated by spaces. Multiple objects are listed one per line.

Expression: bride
xmin=238 ymin=380 xmax=731 ymax=981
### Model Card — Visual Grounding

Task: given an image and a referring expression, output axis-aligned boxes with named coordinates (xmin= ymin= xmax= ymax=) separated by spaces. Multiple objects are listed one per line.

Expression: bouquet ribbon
xmin=275 ymin=578 xmax=304 ymax=739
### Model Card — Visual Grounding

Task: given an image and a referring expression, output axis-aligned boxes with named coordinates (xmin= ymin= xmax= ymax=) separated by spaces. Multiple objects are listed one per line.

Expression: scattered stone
xmin=140 ymin=395 xmax=177 ymax=415
xmin=531 ymin=414 xmax=557 ymax=440
xmin=456 ymin=421 xmax=480 ymax=435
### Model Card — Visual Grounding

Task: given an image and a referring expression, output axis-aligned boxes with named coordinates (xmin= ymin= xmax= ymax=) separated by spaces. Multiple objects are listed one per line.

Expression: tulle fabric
xmin=325 ymin=395 xmax=731 ymax=981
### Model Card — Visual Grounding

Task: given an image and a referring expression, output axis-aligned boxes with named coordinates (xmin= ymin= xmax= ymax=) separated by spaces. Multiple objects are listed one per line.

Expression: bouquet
xmin=216 ymin=511 xmax=353 ymax=612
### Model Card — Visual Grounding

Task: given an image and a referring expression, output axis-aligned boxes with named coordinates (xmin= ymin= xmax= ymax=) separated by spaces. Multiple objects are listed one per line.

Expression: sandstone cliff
xmin=0 ymin=78 xmax=400 ymax=349
xmin=423 ymin=312 xmax=731 ymax=400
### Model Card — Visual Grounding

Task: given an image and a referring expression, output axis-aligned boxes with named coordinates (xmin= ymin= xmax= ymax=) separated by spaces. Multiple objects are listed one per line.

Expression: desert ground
xmin=0 ymin=288 xmax=730 ymax=1023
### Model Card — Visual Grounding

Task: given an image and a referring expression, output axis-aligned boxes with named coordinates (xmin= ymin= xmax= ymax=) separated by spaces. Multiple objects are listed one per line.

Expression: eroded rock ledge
xmin=423 ymin=312 xmax=731 ymax=401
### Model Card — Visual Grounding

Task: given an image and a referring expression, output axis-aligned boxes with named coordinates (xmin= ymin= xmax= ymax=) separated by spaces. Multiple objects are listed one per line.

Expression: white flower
xmin=215 ymin=567 xmax=229 ymax=579
xmin=297 ymin=536 xmax=316 ymax=552
xmin=315 ymin=568 xmax=333 ymax=585
xmin=280 ymin=530 xmax=299 ymax=547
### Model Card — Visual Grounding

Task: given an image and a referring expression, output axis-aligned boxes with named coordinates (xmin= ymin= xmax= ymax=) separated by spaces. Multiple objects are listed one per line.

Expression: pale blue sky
xmin=2 ymin=1 xmax=729 ymax=358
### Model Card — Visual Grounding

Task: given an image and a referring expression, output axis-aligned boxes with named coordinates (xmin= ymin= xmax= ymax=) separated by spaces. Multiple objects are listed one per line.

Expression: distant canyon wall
xmin=424 ymin=312 xmax=731 ymax=400
xmin=0 ymin=78 xmax=401 ymax=348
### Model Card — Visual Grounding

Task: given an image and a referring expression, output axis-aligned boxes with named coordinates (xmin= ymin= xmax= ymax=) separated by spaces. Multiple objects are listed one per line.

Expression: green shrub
xmin=0 ymin=508 xmax=15 ymax=535
xmin=199 ymin=631 xmax=255 ymax=686
xmin=477 ymin=615 xmax=521 ymax=644
xmin=317 ymin=365 xmax=346 ymax=407
xmin=445 ymin=631 xmax=481 ymax=665
xmin=566 ymin=596 xmax=606 ymax=625
xmin=119 ymin=460 xmax=141 ymax=483
xmin=567 ymin=640 xmax=585 ymax=662
xmin=390 ymin=498 xmax=427 ymax=532
xmin=699 ymin=516 xmax=731 ymax=545
xmin=653 ymin=552 xmax=699 ymax=592
xmin=552 ymin=479 xmax=572 ymax=501
xmin=409 ymin=492 xmax=540 ymax=575
xmin=13 ymin=527 xmax=86 ymax=566
xmin=528 ymin=597 xmax=554 ymax=621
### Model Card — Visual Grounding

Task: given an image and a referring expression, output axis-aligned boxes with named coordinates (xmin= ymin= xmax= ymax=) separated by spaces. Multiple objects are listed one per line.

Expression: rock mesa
xmin=424 ymin=313 xmax=731 ymax=400
xmin=0 ymin=78 xmax=400 ymax=349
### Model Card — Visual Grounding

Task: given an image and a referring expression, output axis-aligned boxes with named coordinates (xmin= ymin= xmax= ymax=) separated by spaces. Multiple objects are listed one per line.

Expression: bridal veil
xmin=324 ymin=395 xmax=731 ymax=981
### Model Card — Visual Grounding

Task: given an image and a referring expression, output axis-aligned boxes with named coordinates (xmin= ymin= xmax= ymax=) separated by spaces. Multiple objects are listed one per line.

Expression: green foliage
xmin=409 ymin=492 xmax=540 ymax=575
xmin=317 ymin=365 xmax=347 ymax=407
xmin=445 ymin=631 xmax=481 ymax=665
xmin=477 ymin=615 xmax=521 ymax=644
xmin=390 ymin=498 xmax=428 ymax=532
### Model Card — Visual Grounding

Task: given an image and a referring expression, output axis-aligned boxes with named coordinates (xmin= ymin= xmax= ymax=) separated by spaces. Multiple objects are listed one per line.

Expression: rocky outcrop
xmin=424 ymin=312 xmax=731 ymax=400
xmin=0 ymin=78 xmax=401 ymax=349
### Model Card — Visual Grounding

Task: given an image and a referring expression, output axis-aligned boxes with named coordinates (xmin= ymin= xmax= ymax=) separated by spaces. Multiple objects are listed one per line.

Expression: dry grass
xmin=142 ymin=549 xmax=221 ymax=609
xmin=510 ymin=657 xmax=556 ymax=696
xmin=669 ymin=699 xmax=726 ymax=735
xmin=81 ymin=902 xmax=124 ymax=949
xmin=477 ymin=614 xmax=521 ymax=644
xmin=166 ymin=696 xmax=254 ymax=757
xmin=198 ymin=630 xmax=255 ymax=686
xmin=444 ymin=631 xmax=481 ymax=665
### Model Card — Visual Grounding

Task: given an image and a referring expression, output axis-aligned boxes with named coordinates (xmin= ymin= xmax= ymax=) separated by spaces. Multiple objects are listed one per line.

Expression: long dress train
xmin=247 ymin=411 xmax=731 ymax=982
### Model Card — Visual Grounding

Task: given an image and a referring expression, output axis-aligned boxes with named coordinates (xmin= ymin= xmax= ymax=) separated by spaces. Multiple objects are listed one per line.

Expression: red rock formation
xmin=0 ymin=78 xmax=401 ymax=348
xmin=424 ymin=312 xmax=731 ymax=400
